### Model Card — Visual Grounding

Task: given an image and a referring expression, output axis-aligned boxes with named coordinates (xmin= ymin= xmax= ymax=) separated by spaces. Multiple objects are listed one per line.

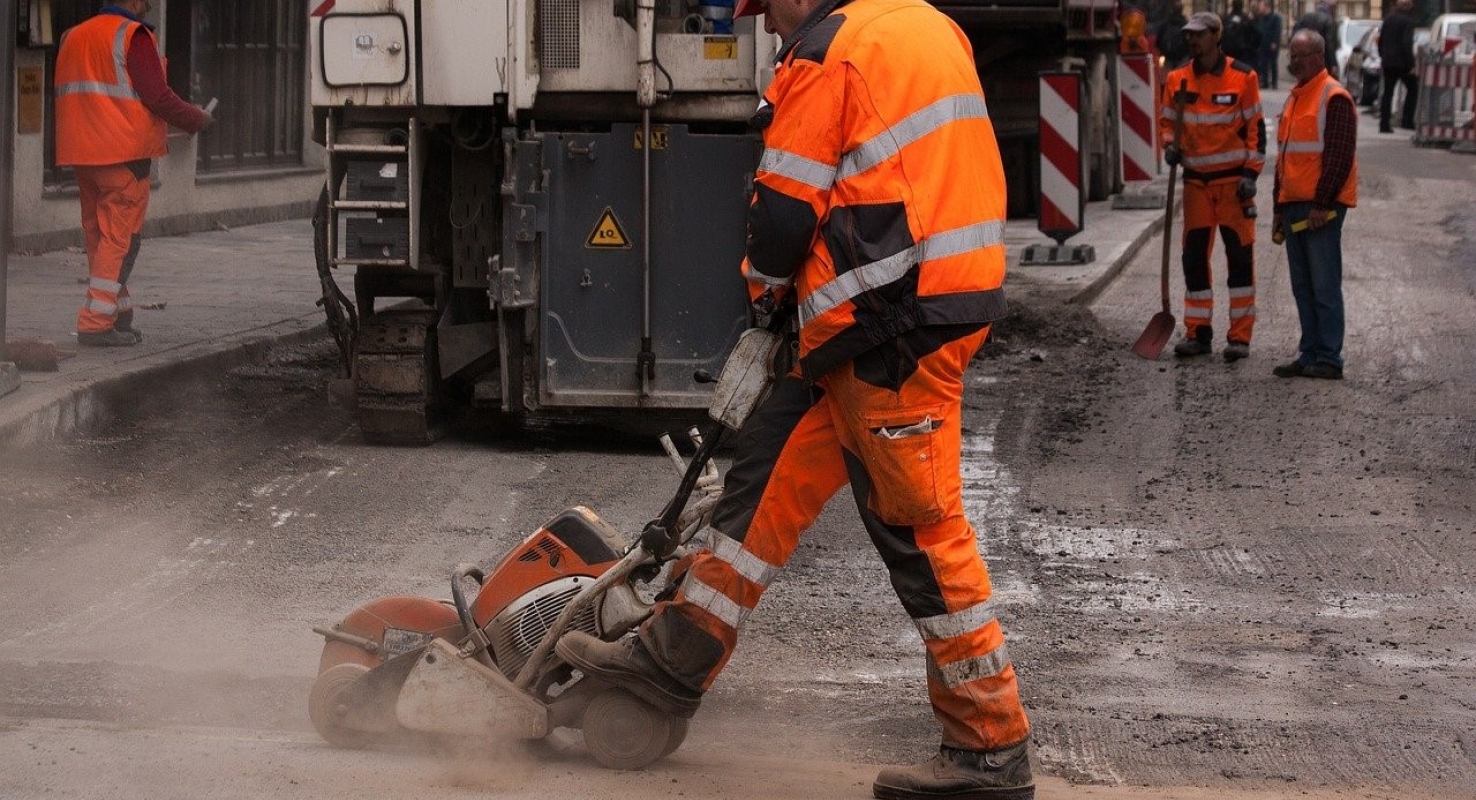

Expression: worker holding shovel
xmin=1157 ymin=12 xmax=1266 ymax=362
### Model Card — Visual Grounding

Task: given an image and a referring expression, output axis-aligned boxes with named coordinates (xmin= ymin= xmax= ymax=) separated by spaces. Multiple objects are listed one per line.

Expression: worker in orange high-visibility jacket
xmin=1159 ymin=11 xmax=1266 ymax=362
xmin=556 ymin=1 xmax=1034 ymax=798
xmin=55 ymin=0 xmax=213 ymax=347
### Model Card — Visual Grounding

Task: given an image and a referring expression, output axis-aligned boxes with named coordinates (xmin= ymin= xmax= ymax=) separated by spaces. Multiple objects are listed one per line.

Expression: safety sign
xmin=586 ymin=207 xmax=631 ymax=250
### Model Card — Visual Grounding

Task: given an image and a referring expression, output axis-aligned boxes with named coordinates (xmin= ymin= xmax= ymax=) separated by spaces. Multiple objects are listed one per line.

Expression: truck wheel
xmin=581 ymin=688 xmax=674 ymax=770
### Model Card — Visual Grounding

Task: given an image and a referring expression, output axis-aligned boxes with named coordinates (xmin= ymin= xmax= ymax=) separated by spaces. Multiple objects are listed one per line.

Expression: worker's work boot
xmin=873 ymin=742 xmax=1034 ymax=800
xmin=77 ymin=329 xmax=140 ymax=348
xmin=1222 ymin=341 xmax=1249 ymax=362
xmin=1173 ymin=331 xmax=1212 ymax=357
xmin=555 ymin=631 xmax=702 ymax=718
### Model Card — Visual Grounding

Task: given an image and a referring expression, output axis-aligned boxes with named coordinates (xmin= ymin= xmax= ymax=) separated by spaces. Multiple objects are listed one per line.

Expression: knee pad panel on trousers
xmin=1220 ymin=226 xmax=1256 ymax=287
xmin=640 ymin=606 xmax=727 ymax=692
xmin=1181 ymin=228 xmax=1214 ymax=291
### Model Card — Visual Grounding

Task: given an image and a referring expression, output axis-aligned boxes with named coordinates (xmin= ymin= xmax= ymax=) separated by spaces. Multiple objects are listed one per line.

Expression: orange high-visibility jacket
xmin=742 ymin=0 xmax=1008 ymax=380
xmin=1275 ymin=71 xmax=1358 ymax=208
xmin=1159 ymin=56 xmax=1266 ymax=182
xmin=54 ymin=12 xmax=167 ymax=167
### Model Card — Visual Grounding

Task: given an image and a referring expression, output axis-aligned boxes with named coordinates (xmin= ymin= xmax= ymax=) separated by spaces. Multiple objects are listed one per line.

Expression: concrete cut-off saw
xmin=308 ymin=323 xmax=784 ymax=769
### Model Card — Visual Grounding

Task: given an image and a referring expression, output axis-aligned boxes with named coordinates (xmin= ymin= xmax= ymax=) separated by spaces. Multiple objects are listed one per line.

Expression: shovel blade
xmin=1131 ymin=312 xmax=1176 ymax=360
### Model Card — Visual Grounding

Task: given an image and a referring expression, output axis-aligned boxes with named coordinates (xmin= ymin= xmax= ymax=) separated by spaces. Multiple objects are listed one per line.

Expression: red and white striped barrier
xmin=1037 ymin=72 xmax=1084 ymax=241
xmin=1023 ymin=72 xmax=1095 ymax=266
xmin=1116 ymin=54 xmax=1158 ymax=183
xmin=1413 ymin=56 xmax=1476 ymax=146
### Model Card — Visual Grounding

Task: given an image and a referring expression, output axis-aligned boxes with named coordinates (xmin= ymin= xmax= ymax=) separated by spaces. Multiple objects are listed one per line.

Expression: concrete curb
xmin=0 ymin=316 xmax=331 ymax=450
xmin=1067 ymin=205 xmax=1170 ymax=307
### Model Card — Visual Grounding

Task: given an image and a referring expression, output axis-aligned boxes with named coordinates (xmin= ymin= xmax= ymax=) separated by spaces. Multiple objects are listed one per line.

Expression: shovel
xmin=1132 ymin=79 xmax=1188 ymax=360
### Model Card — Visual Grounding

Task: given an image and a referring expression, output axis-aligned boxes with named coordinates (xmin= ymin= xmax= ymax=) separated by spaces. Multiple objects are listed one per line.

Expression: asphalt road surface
xmin=1 ymin=117 xmax=1472 ymax=800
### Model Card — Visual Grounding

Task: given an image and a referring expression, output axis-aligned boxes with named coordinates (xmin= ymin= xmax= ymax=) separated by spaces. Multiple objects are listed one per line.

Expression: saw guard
xmin=708 ymin=327 xmax=781 ymax=430
xmin=396 ymin=639 xmax=549 ymax=739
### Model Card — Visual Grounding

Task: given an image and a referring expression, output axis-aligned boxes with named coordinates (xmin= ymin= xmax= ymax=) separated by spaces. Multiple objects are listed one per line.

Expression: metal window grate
xmin=538 ymin=0 xmax=581 ymax=70
xmin=193 ymin=0 xmax=306 ymax=172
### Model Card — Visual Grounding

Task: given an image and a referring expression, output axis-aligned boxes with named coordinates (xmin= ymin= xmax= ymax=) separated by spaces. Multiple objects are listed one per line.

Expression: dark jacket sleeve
xmin=126 ymin=29 xmax=210 ymax=133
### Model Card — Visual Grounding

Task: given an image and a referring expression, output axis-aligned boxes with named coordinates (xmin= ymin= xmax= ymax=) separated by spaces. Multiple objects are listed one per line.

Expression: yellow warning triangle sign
xmin=585 ymin=207 xmax=631 ymax=249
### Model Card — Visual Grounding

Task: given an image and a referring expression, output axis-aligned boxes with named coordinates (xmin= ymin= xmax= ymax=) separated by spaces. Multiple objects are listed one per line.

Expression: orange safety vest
xmin=54 ymin=13 xmax=167 ymax=167
xmin=1275 ymin=71 xmax=1358 ymax=208
xmin=742 ymin=0 xmax=1008 ymax=380
xmin=1159 ymin=56 xmax=1265 ymax=180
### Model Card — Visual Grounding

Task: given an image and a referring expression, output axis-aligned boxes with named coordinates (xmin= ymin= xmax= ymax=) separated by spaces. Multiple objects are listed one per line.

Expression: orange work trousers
xmin=1181 ymin=178 xmax=1256 ymax=345
xmin=75 ymin=163 xmax=150 ymax=334
xmin=639 ymin=325 xmax=1031 ymax=752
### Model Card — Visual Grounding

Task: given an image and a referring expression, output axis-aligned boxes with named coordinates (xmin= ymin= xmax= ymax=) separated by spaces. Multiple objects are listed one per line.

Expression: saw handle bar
xmin=508 ymin=494 xmax=717 ymax=692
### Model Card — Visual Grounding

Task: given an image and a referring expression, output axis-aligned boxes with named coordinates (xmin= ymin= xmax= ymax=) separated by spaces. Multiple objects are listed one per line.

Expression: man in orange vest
xmin=1272 ymin=30 xmax=1357 ymax=380
xmin=557 ymin=0 xmax=1034 ymax=797
xmin=1158 ymin=11 xmax=1265 ymax=362
xmin=54 ymin=0 xmax=213 ymax=347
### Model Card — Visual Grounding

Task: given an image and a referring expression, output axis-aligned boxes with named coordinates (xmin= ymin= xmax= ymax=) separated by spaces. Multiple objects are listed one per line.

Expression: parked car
xmin=1336 ymin=18 xmax=1381 ymax=77
xmin=1343 ymin=26 xmax=1382 ymax=107
xmin=1423 ymin=13 xmax=1476 ymax=62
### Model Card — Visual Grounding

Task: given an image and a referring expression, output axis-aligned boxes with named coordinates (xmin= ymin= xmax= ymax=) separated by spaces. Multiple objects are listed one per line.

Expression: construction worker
xmin=1159 ymin=11 xmax=1266 ymax=362
xmin=54 ymin=0 xmax=213 ymax=347
xmin=556 ymin=0 xmax=1034 ymax=797
xmin=1271 ymin=30 xmax=1357 ymax=380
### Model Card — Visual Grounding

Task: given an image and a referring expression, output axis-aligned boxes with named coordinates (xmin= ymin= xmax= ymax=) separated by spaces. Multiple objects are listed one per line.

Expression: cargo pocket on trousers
xmin=858 ymin=406 xmax=947 ymax=526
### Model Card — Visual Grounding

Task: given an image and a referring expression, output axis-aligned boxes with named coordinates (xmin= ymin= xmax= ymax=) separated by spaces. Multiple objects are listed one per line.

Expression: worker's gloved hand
xmin=1236 ymin=177 xmax=1257 ymax=201
xmin=1164 ymin=143 xmax=1182 ymax=167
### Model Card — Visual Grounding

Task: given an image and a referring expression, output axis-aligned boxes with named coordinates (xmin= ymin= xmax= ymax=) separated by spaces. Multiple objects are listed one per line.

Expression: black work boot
xmin=77 ymin=329 xmax=140 ymax=347
xmin=1173 ymin=326 xmax=1213 ymax=358
xmin=873 ymin=742 xmax=1034 ymax=800
xmin=555 ymin=631 xmax=702 ymax=718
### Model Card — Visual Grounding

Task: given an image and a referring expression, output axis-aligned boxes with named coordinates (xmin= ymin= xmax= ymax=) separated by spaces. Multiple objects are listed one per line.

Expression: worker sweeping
xmin=54 ymin=0 xmax=213 ymax=347
xmin=556 ymin=0 xmax=1035 ymax=798
xmin=1158 ymin=11 xmax=1266 ymax=362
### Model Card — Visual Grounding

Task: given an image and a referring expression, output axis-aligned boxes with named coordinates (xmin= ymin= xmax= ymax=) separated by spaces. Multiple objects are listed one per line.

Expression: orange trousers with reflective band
xmin=1181 ymin=179 xmax=1256 ymax=344
xmin=75 ymin=163 xmax=149 ymax=334
xmin=638 ymin=326 xmax=1031 ymax=751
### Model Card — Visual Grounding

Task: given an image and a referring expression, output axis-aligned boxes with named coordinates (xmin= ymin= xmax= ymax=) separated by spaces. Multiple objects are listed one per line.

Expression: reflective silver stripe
xmin=936 ymin=643 xmax=1012 ymax=689
xmin=1229 ymin=305 xmax=1256 ymax=318
xmin=759 ymin=148 xmax=837 ymax=191
xmin=1183 ymin=149 xmax=1253 ymax=168
xmin=682 ymin=575 xmax=748 ymax=630
xmin=800 ymin=219 xmax=1004 ymax=324
xmin=838 ymin=94 xmax=988 ymax=181
xmin=745 ymin=264 xmax=795 ymax=288
xmin=915 ymin=599 xmax=997 ymax=641
xmin=1228 ymin=286 xmax=1256 ymax=298
xmin=83 ymin=297 xmax=119 ymax=314
xmin=1184 ymin=307 xmax=1212 ymax=319
xmin=89 ymin=276 xmax=123 ymax=293
xmin=1184 ymin=110 xmax=1243 ymax=125
xmin=704 ymin=528 xmax=780 ymax=588
xmin=1242 ymin=102 xmax=1263 ymax=120
xmin=56 ymin=20 xmax=140 ymax=101
xmin=1185 ymin=289 xmax=1214 ymax=300
xmin=1162 ymin=108 xmax=1181 ymax=121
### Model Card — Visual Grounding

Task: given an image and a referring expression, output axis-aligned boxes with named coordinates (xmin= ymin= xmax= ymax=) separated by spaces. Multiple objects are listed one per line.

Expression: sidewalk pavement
xmin=0 ymin=175 xmax=1170 ymax=448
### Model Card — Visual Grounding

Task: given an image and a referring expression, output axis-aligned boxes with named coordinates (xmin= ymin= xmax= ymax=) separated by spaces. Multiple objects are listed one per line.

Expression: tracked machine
xmin=309 ymin=0 xmax=771 ymax=442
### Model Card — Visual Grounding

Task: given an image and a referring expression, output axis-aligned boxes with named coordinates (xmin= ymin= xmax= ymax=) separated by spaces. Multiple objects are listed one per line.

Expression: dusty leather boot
xmin=872 ymin=742 xmax=1034 ymax=800
xmin=555 ymin=631 xmax=702 ymax=718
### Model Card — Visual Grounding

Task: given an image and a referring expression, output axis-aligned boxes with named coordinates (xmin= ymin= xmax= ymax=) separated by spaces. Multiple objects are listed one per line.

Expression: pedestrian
xmin=54 ymin=0 xmax=213 ymax=347
xmin=1224 ymin=0 xmax=1263 ymax=65
xmin=1292 ymin=0 xmax=1339 ymax=78
xmin=1272 ymin=29 xmax=1356 ymax=380
xmin=1377 ymin=0 xmax=1419 ymax=133
xmin=555 ymin=0 xmax=1034 ymax=798
xmin=1255 ymin=0 xmax=1284 ymax=89
xmin=1159 ymin=11 xmax=1266 ymax=361
xmin=1157 ymin=0 xmax=1191 ymax=68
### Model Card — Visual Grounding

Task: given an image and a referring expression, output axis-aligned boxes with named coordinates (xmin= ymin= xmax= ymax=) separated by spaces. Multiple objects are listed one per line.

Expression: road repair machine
xmin=308 ymin=323 xmax=780 ymax=768
xmin=309 ymin=0 xmax=768 ymax=443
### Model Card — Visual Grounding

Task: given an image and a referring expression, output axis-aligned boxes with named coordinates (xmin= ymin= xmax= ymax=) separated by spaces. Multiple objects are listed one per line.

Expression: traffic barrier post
xmin=1412 ymin=51 xmax=1476 ymax=149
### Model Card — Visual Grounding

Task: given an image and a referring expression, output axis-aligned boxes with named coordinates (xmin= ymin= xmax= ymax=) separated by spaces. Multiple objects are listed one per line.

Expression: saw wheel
xmin=352 ymin=309 xmax=445 ymax=445
xmin=581 ymin=688 xmax=677 ymax=770
xmin=308 ymin=663 xmax=379 ymax=749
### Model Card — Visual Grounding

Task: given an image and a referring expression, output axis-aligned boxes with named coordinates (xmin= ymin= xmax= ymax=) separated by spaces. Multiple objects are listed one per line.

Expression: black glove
xmin=1237 ymin=177 xmax=1257 ymax=201
xmin=1164 ymin=143 xmax=1182 ymax=167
